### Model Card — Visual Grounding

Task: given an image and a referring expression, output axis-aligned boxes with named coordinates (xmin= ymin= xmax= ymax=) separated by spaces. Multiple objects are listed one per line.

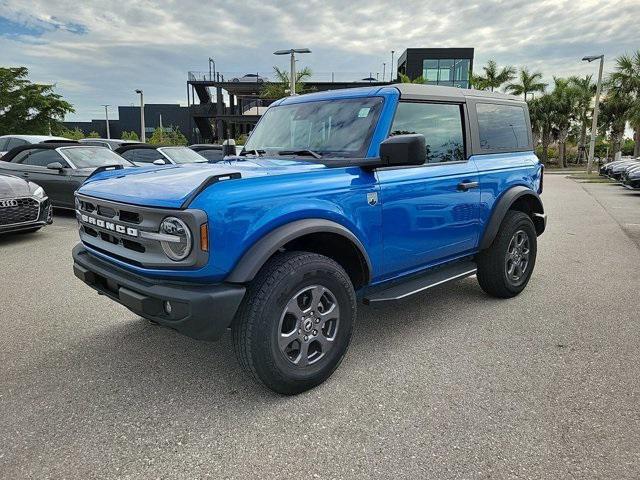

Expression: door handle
xmin=457 ymin=181 xmax=479 ymax=191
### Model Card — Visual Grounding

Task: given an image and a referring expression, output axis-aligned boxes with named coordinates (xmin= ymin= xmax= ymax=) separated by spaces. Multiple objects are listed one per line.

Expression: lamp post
xmin=208 ymin=57 xmax=216 ymax=81
xmin=382 ymin=62 xmax=386 ymax=83
xmin=274 ymin=48 xmax=311 ymax=96
xmin=135 ymin=89 xmax=145 ymax=143
xmin=390 ymin=50 xmax=395 ymax=82
xmin=101 ymin=104 xmax=110 ymax=139
xmin=582 ymin=55 xmax=604 ymax=174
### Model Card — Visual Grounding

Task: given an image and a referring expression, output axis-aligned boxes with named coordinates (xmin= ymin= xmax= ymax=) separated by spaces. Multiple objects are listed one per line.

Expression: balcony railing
xmin=188 ymin=71 xmax=393 ymax=84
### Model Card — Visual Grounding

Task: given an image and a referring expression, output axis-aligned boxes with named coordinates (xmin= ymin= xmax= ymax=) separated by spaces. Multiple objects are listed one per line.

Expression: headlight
xmin=32 ymin=186 xmax=45 ymax=199
xmin=159 ymin=217 xmax=192 ymax=261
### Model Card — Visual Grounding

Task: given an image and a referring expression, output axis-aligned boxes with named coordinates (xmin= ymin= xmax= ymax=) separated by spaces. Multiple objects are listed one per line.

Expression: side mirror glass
xmin=379 ymin=134 xmax=426 ymax=167
xmin=153 ymin=159 xmax=166 ymax=165
xmin=46 ymin=162 xmax=64 ymax=170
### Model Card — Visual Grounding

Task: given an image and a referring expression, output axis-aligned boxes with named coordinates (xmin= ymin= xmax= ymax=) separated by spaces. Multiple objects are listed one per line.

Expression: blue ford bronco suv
xmin=72 ymin=84 xmax=546 ymax=394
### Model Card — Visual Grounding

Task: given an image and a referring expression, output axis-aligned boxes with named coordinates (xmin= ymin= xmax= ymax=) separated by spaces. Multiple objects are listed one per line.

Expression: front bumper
xmin=72 ymin=244 xmax=246 ymax=341
xmin=0 ymin=197 xmax=52 ymax=234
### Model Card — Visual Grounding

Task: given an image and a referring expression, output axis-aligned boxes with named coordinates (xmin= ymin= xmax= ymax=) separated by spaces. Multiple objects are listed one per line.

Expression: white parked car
xmin=0 ymin=135 xmax=73 ymax=158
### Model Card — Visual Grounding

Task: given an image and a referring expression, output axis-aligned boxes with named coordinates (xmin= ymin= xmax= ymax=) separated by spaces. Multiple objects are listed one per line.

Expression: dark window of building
xmin=17 ymin=149 xmax=67 ymax=167
xmin=390 ymin=102 xmax=465 ymax=164
xmin=476 ymin=103 xmax=529 ymax=151
xmin=422 ymin=59 xmax=471 ymax=88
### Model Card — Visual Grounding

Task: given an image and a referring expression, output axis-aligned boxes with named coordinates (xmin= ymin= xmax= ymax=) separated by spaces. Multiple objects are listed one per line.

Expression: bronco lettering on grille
xmin=80 ymin=214 xmax=139 ymax=237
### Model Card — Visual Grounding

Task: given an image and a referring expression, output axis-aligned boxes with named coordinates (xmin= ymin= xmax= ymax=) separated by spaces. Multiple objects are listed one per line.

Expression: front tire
xmin=232 ymin=251 xmax=357 ymax=395
xmin=476 ymin=211 xmax=537 ymax=298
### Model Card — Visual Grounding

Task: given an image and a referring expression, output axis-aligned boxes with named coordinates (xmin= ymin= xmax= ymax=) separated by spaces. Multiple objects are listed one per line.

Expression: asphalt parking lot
xmin=1 ymin=174 xmax=639 ymax=479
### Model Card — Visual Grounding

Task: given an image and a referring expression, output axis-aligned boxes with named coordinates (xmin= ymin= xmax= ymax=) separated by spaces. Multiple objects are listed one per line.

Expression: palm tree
xmin=599 ymin=90 xmax=633 ymax=160
xmin=506 ymin=68 xmax=547 ymax=101
xmin=568 ymin=75 xmax=596 ymax=163
xmin=550 ymin=78 xmax=581 ymax=167
xmin=609 ymin=50 xmax=640 ymax=156
xmin=472 ymin=60 xmax=516 ymax=91
xmin=398 ymin=73 xmax=425 ymax=84
xmin=528 ymin=94 xmax=557 ymax=163
xmin=260 ymin=66 xmax=313 ymax=98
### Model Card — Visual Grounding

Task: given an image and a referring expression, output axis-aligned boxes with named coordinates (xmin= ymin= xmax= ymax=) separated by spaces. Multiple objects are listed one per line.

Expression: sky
xmin=1 ymin=0 xmax=639 ymax=122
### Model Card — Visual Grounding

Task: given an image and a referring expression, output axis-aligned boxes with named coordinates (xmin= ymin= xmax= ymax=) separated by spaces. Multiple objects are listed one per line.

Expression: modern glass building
xmin=397 ymin=48 xmax=474 ymax=88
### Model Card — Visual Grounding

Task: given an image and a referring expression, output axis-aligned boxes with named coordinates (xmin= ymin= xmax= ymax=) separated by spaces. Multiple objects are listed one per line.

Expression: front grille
xmin=75 ymin=193 xmax=207 ymax=269
xmin=0 ymin=197 xmax=40 ymax=226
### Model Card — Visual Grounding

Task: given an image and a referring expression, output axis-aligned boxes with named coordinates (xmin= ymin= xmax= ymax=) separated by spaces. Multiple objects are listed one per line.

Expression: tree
xmin=506 ymin=67 xmax=547 ymax=101
xmin=121 ymin=131 xmax=139 ymax=141
xmin=609 ymin=50 xmax=640 ymax=157
xmin=55 ymin=126 xmax=84 ymax=140
xmin=87 ymin=131 xmax=100 ymax=138
xmin=472 ymin=60 xmax=516 ymax=92
xmin=528 ymin=94 xmax=557 ymax=163
xmin=148 ymin=126 xmax=187 ymax=146
xmin=0 ymin=67 xmax=74 ymax=134
xmin=398 ymin=73 xmax=425 ymax=84
xmin=260 ymin=66 xmax=313 ymax=98
xmin=568 ymin=75 xmax=596 ymax=163
xmin=598 ymin=91 xmax=633 ymax=160
xmin=550 ymin=78 xmax=581 ymax=167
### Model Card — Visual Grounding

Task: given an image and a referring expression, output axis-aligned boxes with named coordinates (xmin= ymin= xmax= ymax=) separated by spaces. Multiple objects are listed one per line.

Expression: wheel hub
xmin=277 ymin=285 xmax=341 ymax=367
xmin=506 ymin=229 xmax=530 ymax=282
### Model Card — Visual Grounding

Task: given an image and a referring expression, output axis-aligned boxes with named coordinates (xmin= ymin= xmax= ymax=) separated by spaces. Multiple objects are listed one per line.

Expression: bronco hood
xmin=78 ymin=158 xmax=327 ymax=208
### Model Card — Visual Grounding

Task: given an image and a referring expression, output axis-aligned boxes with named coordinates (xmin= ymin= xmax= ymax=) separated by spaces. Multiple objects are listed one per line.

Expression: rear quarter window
xmin=476 ymin=103 xmax=530 ymax=151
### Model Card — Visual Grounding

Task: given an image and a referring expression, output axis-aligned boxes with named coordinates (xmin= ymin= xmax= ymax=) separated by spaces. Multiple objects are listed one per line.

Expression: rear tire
xmin=476 ymin=211 xmax=537 ymax=298
xmin=232 ymin=251 xmax=356 ymax=395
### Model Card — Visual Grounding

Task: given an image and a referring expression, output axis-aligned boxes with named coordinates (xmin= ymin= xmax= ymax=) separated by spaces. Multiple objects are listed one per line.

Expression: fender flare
xmin=479 ymin=186 xmax=545 ymax=250
xmin=226 ymin=219 xmax=372 ymax=284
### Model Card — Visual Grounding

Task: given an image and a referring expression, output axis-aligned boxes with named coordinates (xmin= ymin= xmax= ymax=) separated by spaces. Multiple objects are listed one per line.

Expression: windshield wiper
xmin=239 ymin=149 xmax=265 ymax=157
xmin=278 ymin=149 xmax=323 ymax=159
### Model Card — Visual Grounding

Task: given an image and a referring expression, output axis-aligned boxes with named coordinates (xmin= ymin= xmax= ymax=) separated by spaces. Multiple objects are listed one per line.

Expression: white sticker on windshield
xmin=358 ymin=107 xmax=371 ymax=118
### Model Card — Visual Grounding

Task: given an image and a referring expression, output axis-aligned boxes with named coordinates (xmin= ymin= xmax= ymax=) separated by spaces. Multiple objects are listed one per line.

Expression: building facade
xmin=397 ymin=48 xmax=474 ymax=88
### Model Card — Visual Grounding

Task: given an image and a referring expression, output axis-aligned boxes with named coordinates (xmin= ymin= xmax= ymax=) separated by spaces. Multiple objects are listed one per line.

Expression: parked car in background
xmin=623 ymin=164 xmax=640 ymax=189
xmin=0 ymin=144 xmax=134 ymax=209
xmin=609 ymin=159 xmax=640 ymax=180
xmin=189 ymin=144 xmax=225 ymax=162
xmin=79 ymin=138 xmax=141 ymax=151
xmin=0 ymin=135 xmax=73 ymax=158
xmin=231 ymin=73 xmax=267 ymax=83
xmin=0 ymin=173 xmax=52 ymax=234
xmin=114 ymin=144 xmax=207 ymax=166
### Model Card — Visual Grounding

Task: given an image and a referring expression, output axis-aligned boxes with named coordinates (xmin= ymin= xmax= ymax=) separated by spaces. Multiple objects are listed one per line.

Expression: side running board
xmin=363 ymin=260 xmax=477 ymax=304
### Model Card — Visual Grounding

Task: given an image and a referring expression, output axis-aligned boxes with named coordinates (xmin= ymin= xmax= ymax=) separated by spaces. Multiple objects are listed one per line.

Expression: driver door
xmin=15 ymin=149 xmax=74 ymax=207
xmin=376 ymin=101 xmax=480 ymax=279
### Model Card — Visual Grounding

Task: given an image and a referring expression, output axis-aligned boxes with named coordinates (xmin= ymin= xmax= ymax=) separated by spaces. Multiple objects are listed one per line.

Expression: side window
xmin=119 ymin=150 xmax=137 ymax=161
xmin=135 ymin=149 xmax=163 ymax=163
xmin=19 ymin=150 xmax=68 ymax=167
xmin=390 ymin=102 xmax=465 ymax=164
xmin=200 ymin=150 xmax=223 ymax=161
xmin=476 ymin=103 xmax=529 ymax=151
xmin=0 ymin=138 xmax=8 ymax=150
xmin=6 ymin=138 xmax=28 ymax=150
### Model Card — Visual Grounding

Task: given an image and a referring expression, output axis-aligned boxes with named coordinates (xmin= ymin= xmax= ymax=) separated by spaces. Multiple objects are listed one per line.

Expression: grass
xmin=567 ymin=172 xmax=615 ymax=183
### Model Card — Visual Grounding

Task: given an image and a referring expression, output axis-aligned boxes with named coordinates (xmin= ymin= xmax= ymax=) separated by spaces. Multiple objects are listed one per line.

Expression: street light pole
xmin=390 ymin=50 xmax=395 ymax=82
xmin=208 ymin=57 xmax=216 ymax=81
xmin=135 ymin=89 xmax=145 ymax=143
xmin=382 ymin=63 xmax=386 ymax=83
xmin=274 ymin=48 xmax=311 ymax=96
xmin=101 ymin=104 xmax=110 ymax=139
xmin=582 ymin=55 xmax=604 ymax=174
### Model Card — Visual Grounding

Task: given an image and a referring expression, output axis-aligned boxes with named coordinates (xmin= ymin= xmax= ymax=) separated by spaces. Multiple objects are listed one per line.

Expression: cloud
xmin=0 ymin=0 xmax=638 ymax=121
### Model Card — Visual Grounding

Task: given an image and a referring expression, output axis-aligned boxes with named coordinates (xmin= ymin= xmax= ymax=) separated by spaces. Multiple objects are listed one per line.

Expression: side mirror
xmin=153 ymin=159 xmax=166 ymax=165
xmin=222 ymin=139 xmax=236 ymax=157
xmin=46 ymin=162 xmax=64 ymax=171
xmin=379 ymin=134 xmax=426 ymax=167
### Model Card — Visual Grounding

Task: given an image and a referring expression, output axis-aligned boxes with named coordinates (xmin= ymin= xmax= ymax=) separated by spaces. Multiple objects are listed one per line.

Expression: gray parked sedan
xmin=0 ymin=144 xmax=134 ymax=209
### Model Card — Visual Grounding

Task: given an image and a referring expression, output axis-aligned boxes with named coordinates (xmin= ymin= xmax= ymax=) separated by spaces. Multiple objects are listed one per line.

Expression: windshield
xmin=61 ymin=147 xmax=133 ymax=168
xmin=244 ymin=97 xmax=384 ymax=158
xmin=159 ymin=147 xmax=207 ymax=164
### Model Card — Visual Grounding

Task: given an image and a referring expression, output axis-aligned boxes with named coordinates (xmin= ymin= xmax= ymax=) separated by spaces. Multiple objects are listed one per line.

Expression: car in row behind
xmin=114 ymin=144 xmax=208 ymax=166
xmin=0 ymin=144 xmax=134 ymax=209
xmin=0 ymin=135 xmax=74 ymax=158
